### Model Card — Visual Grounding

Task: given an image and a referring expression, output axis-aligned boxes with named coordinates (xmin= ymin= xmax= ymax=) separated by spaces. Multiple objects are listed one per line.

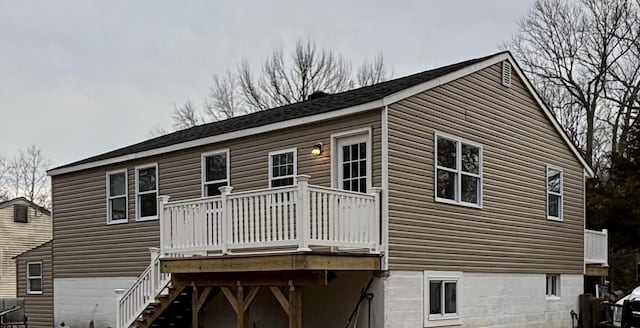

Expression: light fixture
xmin=311 ymin=143 xmax=323 ymax=156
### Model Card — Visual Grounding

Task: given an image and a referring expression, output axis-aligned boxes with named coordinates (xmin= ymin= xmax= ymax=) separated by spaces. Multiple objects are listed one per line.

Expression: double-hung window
xmin=435 ymin=133 xmax=482 ymax=207
xmin=27 ymin=262 xmax=43 ymax=295
xmin=425 ymin=271 xmax=462 ymax=327
xmin=136 ymin=164 xmax=158 ymax=220
xmin=202 ymin=150 xmax=229 ymax=197
xmin=269 ymin=148 xmax=297 ymax=188
xmin=547 ymin=166 xmax=563 ymax=221
xmin=106 ymin=170 xmax=127 ymax=224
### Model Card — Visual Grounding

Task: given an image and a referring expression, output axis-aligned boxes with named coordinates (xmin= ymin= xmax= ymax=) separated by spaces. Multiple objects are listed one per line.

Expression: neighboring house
xmin=13 ymin=240 xmax=53 ymax=327
xmin=0 ymin=197 xmax=51 ymax=298
xmin=36 ymin=51 xmax=608 ymax=328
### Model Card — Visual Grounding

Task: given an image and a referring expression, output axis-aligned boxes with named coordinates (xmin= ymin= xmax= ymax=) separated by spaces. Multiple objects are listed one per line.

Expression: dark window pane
xmin=351 ymin=144 xmax=358 ymax=161
xmin=360 ymin=161 xmax=366 ymax=176
xmin=206 ymin=182 xmax=227 ymax=197
xmin=272 ymin=166 xmax=279 ymax=177
xmin=206 ymin=154 xmax=227 ymax=182
xmin=461 ymin=144 xmax=479 ymax=174
xmin=359 ymin=178 xmax=366 ymax=193
xmin=343 ymin=180 xmax=350 ymax=190
xmin=343 ymin=163 xmax=350 ymax=179
xmin=110 ymin=197 xmax=127 ymax=220
xmin=548 ymin=169 xmax=561 ymax=193
xmin=29 ymin=279 xmax=42 ymax=292
xmin=548 ymin=194 xmax=560 ymax=217
xmin=286 ymin=152 xmax=293 ymax=162
xmin=272 ymin=177 xmax=294 ymax=187
xmin=343 ymin=146 xmax=350 ymax=162
xmin=286 ymin=164 xmax=294 ymax=175
xmin=273 ymin=154 xmax=280 ymax=166
xmin=140 ymin=193 xmax=158 ymax=217
xmin=279 ymin=166 xmax=287 ymax=176
xmin=28 ymin=264 xmax=41 ymax=276
xmin=461 ymin=175 xmax=479 ymax=204
xmin=109 ymin=172 xmax=126 ymax=196
xmin=14 ymin=205 xmax=28 ymax=223
xmin=429 ymin=281 xmax=442 ymax=315
xmin=437 ymin=137 xmax=457 ymax=169
xmin=138 ymin=167 xmax=157 ymax=192
xmin=444 ymin=282 xmax=457 ymax=314
xmin=436 ymin=169 xmax=456 ymax=200
xmin=352 ymin=162 xmax=359 ymax=178
xmin=359 ymin=142 xmax=366 ymax=158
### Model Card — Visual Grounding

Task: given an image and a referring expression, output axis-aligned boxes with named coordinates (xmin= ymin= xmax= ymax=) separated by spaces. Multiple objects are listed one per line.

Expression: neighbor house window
xmin=27 ymin=262 xmax=42 ymax=294
xmin=546 ymin=274 xmax=560 ymax=298
xmin=202 ymin=150 xmax=229 ymax=197
xmin=106 ymin=170 xmax=127 ymax=224
xmin=435 ymin=133 xmax=482 ymax=207
xmin=425 ymin=271 xmax=462 ymax=326
xmin=14 ymin=205 xmax=28 ymax=223
xmin=136 ymin=164 xmax=158 ymax=220
xmin=269 ymin=148 xmax=297 ymax=188
xmin=547 ymin=166 xmax=563 ymax=221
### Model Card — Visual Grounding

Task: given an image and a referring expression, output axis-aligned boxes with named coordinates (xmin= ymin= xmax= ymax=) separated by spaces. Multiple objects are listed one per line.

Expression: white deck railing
xmin=116 ymin=248 xmax=170 ymax=328
xmin=585 ymin=228 xmax=608 ymax=265
xmin=159 ymin=175 xmax=382 ymax=256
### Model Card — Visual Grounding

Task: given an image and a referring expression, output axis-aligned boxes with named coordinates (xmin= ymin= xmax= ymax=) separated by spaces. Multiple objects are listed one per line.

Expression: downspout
xmin=381 ymin=105 xmax=390 ymax=271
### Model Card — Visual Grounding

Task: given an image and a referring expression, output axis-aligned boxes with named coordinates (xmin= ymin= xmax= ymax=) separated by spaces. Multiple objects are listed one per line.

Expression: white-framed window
xmin=106 ymin=169 xmax=128 ymax=224
xmin=546 ymin=274 xmax=560 ymax=298
xmin=331 ymin=128 xmax=372 ymax=193
xmin=135 ymin=163 xmax=158 ymax=221
xmin=546 ymin=166 xmax=563 ymax=221
xmin=27 ymin=262 xmax=43 ymax=295
xmin=201 ymin=150 xmax=230 ymax=197
xmin=269 ymin=148 xmax=297 ymax=188
xmin=424 ymin=271 xmax=462 ymax=327
xmin=434 ymin=132 xmax=482 ymax=207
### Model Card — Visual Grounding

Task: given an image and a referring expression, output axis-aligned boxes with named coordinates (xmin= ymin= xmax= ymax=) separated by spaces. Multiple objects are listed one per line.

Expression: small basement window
xmin=546 ymin=274 xmax=560 ymax=298
xmin=425 ymin=271 xmax=462 ymax=327
xmin=27 ymin=262 xmax=43 ymax=294
xmin=14 ymin=205 xmax=28 ymax=223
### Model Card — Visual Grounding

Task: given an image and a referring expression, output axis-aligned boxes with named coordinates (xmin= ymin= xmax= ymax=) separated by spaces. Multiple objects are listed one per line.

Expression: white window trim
xmin=434 ymin=132 xmax=483 ymax=208
xmin=26 ymin=261 xmax=43 ymax=295
xmin=201 ymin=149 xmax=230 ymax=197
xmin=330 ymin=127 xmax=373 ymax=190
xmin=135 ymin=163 xmax=159 ymax=221
xmin=546 ymin=165 xmax=563 ymax=221
xmin=106 ymin=169 xmax=128 ymax=225
xmin=424 ymin=271 xmax=462 ymax=327
xmin=545 ymin=274 xmax=561 ymax=300
xmin=268 ymin=148 xmax=298 ymax=188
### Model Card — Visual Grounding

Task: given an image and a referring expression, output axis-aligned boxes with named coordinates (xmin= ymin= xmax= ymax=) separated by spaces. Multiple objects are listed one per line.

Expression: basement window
xmin=425 ymin=271 xmax=462 ymax=327
xmin=546 ymin=274 xmax=560 ymax=299
xmin=27 ymin=262 xmax=43 ymax=295
xmin=14 ymin=205 xmax=28 ymax=223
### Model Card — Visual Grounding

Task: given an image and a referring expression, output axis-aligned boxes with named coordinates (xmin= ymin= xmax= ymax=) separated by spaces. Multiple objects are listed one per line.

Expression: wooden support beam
xmin=221 ymin=287 xmax=239 ymax=314
xmin=270 ymin=287 xmax=289 ymax=316
xmin=173 ymin=271 xmax=326 ymax=287
xmin=192 ymin=285 xmax=199 ymax=328
xmin=220 ymin=284 xmax=260 ymax=328
xmin=288 ymin=285 xmax=302 ymax=328
xmin=237 ymin=285 xmax=246 ymax=328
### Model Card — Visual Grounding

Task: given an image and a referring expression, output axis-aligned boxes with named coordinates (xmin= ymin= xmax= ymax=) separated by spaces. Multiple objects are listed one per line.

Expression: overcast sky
xmin=0 ymin=0 xmax=536 ymax=168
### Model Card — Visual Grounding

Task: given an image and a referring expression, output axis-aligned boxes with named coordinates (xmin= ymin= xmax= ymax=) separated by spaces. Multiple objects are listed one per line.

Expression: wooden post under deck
xmin=221 ymin=283 xmax=260 ymax=328
xmin=192 ymin=285 xmax=213 ymax=328
xmin=270 ymin=282 xmax=303 ymax=328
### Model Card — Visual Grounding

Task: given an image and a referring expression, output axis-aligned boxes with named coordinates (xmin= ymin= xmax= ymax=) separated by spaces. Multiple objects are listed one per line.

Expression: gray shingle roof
xmin=51 ymin=52 xmax=505 ymax=171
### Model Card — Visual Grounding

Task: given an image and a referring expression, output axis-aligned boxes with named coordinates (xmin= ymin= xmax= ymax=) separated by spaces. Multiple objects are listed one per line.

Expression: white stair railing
xmin=116 ymin=247 xmax=171 ymax=328
xmin=585 ymin=228 xmax=608 ymax=265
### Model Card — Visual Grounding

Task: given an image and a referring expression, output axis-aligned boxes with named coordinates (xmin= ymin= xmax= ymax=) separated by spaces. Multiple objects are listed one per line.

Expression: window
xmin=425 ymin=271 xmax=462 ymax=327
xmin=547 ymin=166 xmax=563 ymax=221
xmin=202 ymin=150 xmax=229 ymax=196
xmin=546 ymin=274 xmax=560 ymax=298
xmin=269 ymin=149 xmax=297 ymax=188
xmin=14 ymin=205 xmax=28 ymax=223
xmin=27 ymin=262 xmax=42 ymax=294
xmin=435 ymin=133 xmax=482 ymax=207
xmin=333 ymin=130 xmax=370 ymax=193
xmin=106 ymin=170 xmax=127 ymax=224
xmin=135 ymin=164 xmax=158 ymax=220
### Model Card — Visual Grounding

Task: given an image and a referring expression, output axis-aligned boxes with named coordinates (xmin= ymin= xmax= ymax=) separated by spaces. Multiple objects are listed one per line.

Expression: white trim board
xmin=48 ymin=52 xmax=593 ymax=177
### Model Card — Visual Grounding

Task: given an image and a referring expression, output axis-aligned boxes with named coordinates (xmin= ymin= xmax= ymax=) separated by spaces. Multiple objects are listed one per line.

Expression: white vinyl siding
xmin=434 ymin=132 xmax=482 ymax=207
xmin=135 ymin=163 xmax=158 ymax=221
xmin=547 ymin=166 xmax=563 ymax=221
xmin=268 ymin=148 xmax=297 ymax=188
xmin=201 ymin=150 xmax=230 ymax=197
xmin=27 ymin=262 xmax=43 ymax=295
xmin=106 ymin=169 xmax=127 ymax=224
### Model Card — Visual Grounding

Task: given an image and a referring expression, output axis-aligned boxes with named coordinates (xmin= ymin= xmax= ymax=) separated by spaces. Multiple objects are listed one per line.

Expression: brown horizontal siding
xmin=52 ymin=111 xmax=382 ymax=278
xmin=387 ymin=62 xmax=585 ymax=274
xmin=16 ymin=241 xmax=53 ymax=328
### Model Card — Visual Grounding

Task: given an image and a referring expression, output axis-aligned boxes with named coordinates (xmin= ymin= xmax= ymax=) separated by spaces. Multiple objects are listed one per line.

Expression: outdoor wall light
xmin=311 ymin=143 xmax=323 ymax=156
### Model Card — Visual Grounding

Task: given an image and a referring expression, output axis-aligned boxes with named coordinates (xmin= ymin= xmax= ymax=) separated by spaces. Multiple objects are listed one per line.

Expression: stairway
xmin=131 ymin=282 xmax=191 ymax=328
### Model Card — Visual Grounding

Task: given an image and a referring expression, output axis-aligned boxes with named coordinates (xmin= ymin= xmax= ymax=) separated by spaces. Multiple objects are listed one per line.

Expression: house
xmin=13 ymin=240 xmax=53 ymax=327
xmin=36 ymin=51 xmax=607 ymax=328
xmin=0 ymin=197 xmax=51 ymax=298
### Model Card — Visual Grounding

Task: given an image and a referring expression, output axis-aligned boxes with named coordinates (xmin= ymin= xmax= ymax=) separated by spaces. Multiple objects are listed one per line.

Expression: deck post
xmin=369 ymin=187 xmax=382 ymax=253
xmin=288 ymin=282 xmax=302 ymax=328
xmin=148 ymin=247 xmax=160 ymax=292
xmin=296 ymin=175 xmax=311 ymax=252
xmin=219 ymin=186 xmax=234 ymax=254
xmin=158 ymin=195 xmax=171 ymax=256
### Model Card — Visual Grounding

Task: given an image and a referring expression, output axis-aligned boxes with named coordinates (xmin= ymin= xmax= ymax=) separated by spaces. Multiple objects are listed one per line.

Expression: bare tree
xmin=0 ymin=145 xmax=51 ymax=207
xmin=509 ymin=0 xmax=640 ymax=170
xmin=169 ymin=38 xmax=391 ymax=129
xmin=0 ymin=156 xmax=9 ymax=201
